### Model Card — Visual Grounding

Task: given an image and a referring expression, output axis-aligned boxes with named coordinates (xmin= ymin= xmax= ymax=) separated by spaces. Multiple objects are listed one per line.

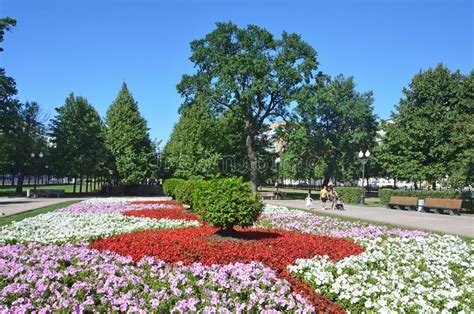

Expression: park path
xmin=264 ymin=199 xmax=474 ymax=238
xmin=0 ymin=197 xmax=86 ymax=217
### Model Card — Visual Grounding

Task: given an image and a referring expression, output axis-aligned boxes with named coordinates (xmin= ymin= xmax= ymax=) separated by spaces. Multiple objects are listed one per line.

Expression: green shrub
xmin=193 ymin=177 xmax=262 ymax=230
xmin=378 ymin=189 xmax=472 ymax=210
xmin=163 ymin=178 xmax=185 ymax=199
xmin=336 ymin=187 xmax=363 ymax=204
xmin=174 ymin=179 xmax=202 ymax=206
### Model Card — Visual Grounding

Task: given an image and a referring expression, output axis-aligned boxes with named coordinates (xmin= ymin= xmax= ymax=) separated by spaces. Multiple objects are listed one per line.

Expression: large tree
xmin=7 ymin=102 xmax=47 ymax=194
xmin=51 ymin=93 xmax=105 ymax=193
xmin=105 ymin=83 xmax=154 ymax=185
xmin=382 ymin=64 xmax=472 ymax=189
xmin=163 ymin=97 xmax=221 ymax=178
xmin=177 ymin=22 xmax=319 ymax=192
xmin=0 ymin=17 xmax=18 ymax=168
xmin=292 ymin=74 xmax=378 ymax=185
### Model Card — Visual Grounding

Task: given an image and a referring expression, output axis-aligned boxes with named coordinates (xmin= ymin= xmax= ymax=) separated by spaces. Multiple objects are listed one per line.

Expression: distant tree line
xmin=2 ymin=18 xmax=472 ymax=194
xmin=166 ymin=22 xmax=473 ymax=191
xmin=0 ymin=17 xmax=155 ymax=195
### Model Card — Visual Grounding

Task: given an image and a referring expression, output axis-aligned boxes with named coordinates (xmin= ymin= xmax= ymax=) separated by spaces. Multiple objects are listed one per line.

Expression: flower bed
xmin=91 ymin=225 xmax=364 ymax=267
xmin=0 ymin=199 xmax=471 ymax=313
xmin=91 ymin=225 xmax=363 ymax=312
xmin=0 ymin=243 xmax=315 ymax=313
xmin=0 ymin=212 xmax=199 ymax=244
xmin=258 ymin=205 xmax=428 ymax=239
xmin=288 ymin=235 xmax=474 ymax=312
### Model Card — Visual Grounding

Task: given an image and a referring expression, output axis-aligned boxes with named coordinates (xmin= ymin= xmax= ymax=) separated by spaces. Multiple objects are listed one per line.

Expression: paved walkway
xmin=264 ymin=199 xmax=474 ymax=238
xmin=0 ymin=197 xmax=85 ymax=217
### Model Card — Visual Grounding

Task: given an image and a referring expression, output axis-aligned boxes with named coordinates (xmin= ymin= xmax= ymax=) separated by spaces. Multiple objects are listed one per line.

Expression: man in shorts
xmin=320 ymin=186 xmax=329 ymax=210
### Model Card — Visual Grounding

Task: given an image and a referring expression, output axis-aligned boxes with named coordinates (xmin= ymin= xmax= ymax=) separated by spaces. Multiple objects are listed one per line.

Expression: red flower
xmin=123 ymin=208 xmax=199 ymax=221
xmin=91 ymin=225 xmax=364 ymax=313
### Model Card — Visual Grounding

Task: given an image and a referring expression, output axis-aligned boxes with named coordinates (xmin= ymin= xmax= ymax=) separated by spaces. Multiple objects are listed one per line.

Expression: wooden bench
xmin=388 ymin=196 xmax=418 ymax=211
xmin=258 ymin=192 xmax=277 ymax=200
xmin=31 ymin=189 xmax=65 ymax=198
xmin=422 ymin=198 xmax=462 ymax=216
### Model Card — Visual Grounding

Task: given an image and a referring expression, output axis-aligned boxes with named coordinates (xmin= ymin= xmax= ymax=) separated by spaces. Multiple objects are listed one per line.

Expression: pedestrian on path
xmin=320 ymin=186 xmax=329 ymax=210
xmin=305 ymin=192 xmax=314 ymax=209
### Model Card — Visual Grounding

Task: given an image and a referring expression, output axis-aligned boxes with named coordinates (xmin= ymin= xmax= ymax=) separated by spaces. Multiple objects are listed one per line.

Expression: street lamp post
xmin=358 ymin=150 xmax=370 ymax=205
xmin=31 ymin=152 xmax=44 ymax=191
xmin=45 ymin=165 xmax=49 ymax=185
xmin=275 ymin=157 xmax=281 ymax=199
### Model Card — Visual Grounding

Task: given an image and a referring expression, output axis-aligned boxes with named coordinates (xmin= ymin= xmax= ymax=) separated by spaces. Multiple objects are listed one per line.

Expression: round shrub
xmin=193 ymin=177 xmax=262 ymax=231
xmin=174 ymin=179 xmax=202 ymax=206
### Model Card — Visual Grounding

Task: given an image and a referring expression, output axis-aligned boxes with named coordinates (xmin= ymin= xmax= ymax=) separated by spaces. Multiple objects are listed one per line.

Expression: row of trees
xmin=164 ymin=22 xmax=378 ymax=191
xmin=0 ymin=17 xmax=155 ymax=194
xmin=165 ymin=22 xmax=472 ymax=191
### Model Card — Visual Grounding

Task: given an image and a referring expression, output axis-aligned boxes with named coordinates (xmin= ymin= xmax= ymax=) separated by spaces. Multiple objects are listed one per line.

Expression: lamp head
xmin=365 ymin=150 xmax=371 ymax=158
xmin=358 ymin=151 xmax=364 ymax=158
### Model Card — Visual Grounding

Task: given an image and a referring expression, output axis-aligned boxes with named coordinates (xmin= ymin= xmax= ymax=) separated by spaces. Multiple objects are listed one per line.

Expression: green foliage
xmin=105 ymin=83 xmax=154 ymax=185
xmin=173 ymin=179 xmax=202 ymax=205
xmin=378 ymin=188 xmax=466 ymax=204
xmin=162 ymin=178 xmax=185 ymax=199
xmin=163 ymin=98 xmax=221 ymax=179
xmin=193 ymin=177 xmax=263 ymax=230
xmin=51 ymin=93 xmax=106 ymax=179
xmin=0 ymin=17 xmax=16 ymax=52
xmin=336 ymin=187 xmax=363 ymax=204
xmin=177 ymin=22 xmax=319 ymax=191
xmin=290 ymin=74 xmax=378 ymax=184
xmin=380 ymin=64 xmax=473 ymax=187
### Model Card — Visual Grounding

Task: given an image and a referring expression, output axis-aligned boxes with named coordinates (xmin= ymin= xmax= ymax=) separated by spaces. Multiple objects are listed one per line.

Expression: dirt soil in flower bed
xmin=91 ymin=225 xmax=364 ymax=313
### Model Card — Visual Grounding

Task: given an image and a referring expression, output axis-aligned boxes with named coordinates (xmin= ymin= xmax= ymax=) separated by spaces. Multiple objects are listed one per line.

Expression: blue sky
xmin=1 ymin=0 xmax=472 ymax=143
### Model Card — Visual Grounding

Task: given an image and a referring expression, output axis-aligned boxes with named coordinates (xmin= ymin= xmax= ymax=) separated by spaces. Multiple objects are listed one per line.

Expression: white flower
xmin=0 ymin=212 xmax=199 ymax=244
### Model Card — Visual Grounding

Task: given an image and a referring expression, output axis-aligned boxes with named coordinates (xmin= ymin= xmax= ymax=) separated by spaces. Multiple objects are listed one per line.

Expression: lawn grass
xmin=289 ymin=206 xmax=474 ymax=242
xmin=0 ymin=184 xmax=97 ymax=197
xmin=0 ymin=200 xmax=80 ymax=227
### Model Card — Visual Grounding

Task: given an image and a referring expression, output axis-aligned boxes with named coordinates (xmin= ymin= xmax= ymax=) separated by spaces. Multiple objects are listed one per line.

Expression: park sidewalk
xmin=264 ymin=199 xmax=474 ymax=238
xmin=0 ymin=197 xmax=86 ymax=217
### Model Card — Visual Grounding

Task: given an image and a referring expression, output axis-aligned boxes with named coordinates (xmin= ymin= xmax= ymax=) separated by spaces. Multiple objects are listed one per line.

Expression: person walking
xmin=320 ymin=186 xmax=329 ymax=210
xmin=328 ymin=185 xmax=339 ymax=210
xmin=305 ymin=192 xmax=314 ymax=209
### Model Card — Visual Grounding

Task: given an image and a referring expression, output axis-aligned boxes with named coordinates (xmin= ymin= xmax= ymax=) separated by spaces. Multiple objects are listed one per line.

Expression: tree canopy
xmin=51 ymin=93 xmax=105 ymax=183
xmin=177 ymin=22 xmax=319 ymax=191
xmin=105 ymin=83 xmax=154 ymax=185
xmin=380 ymin=64 xmax=473 ymax=188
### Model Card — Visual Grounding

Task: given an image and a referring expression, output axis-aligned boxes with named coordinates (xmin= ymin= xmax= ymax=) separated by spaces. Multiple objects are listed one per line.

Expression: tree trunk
xmin=322 ymin=176 xmax=330 ymax=187
xmin=15 ymin=173 xmax=24 ymax=196
xmin=86 ymin=175 xmax=89 ymax=193
xmin=93 ymin=177 xmax=96 ymax=191
xmin=79 ymin=174 xmax=83 ymax=194
xmin=73 ymin=178 xmax=77 ymax=194
xmin=432 ymin=181 xmax=436 ymax=190
xmin=245 ymin=132 xmax=258 ymax=193
xmin=393 ymin=177 xmax=397 ymax=189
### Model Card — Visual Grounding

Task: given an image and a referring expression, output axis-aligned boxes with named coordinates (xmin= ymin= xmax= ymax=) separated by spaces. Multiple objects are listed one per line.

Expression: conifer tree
xmin=105 ymin=83 xmax=153 ymax=185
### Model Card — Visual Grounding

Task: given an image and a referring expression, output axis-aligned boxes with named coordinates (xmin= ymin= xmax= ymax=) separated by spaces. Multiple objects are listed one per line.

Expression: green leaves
xmin=51 ymin=93 xmax=105 ymax=178
xmin=105 ymin=83 xmax=154 ymax=185
xmin=177 ymin=22 xmax=319 ymax=191
xmin=381 ymin=64 xmax=473 ymax=187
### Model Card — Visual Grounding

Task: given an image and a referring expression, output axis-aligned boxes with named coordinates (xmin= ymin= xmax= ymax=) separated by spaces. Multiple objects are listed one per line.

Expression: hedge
xmin=173 ymin=179 xmax=202 ymax=206
xmin=163 ymin=178 xmax=185 ymax=199
xmin=379 ymin=189 xmax=473 ymax=210
xmin=336 ymin=187 xmax=363 ymax=204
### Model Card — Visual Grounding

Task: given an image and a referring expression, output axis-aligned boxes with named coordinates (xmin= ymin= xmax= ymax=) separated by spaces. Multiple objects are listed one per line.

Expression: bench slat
xmin=389 ymin=196 xmax=418 ymax=206
xmin=424 ymin=198 xmax=462 ymax=209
